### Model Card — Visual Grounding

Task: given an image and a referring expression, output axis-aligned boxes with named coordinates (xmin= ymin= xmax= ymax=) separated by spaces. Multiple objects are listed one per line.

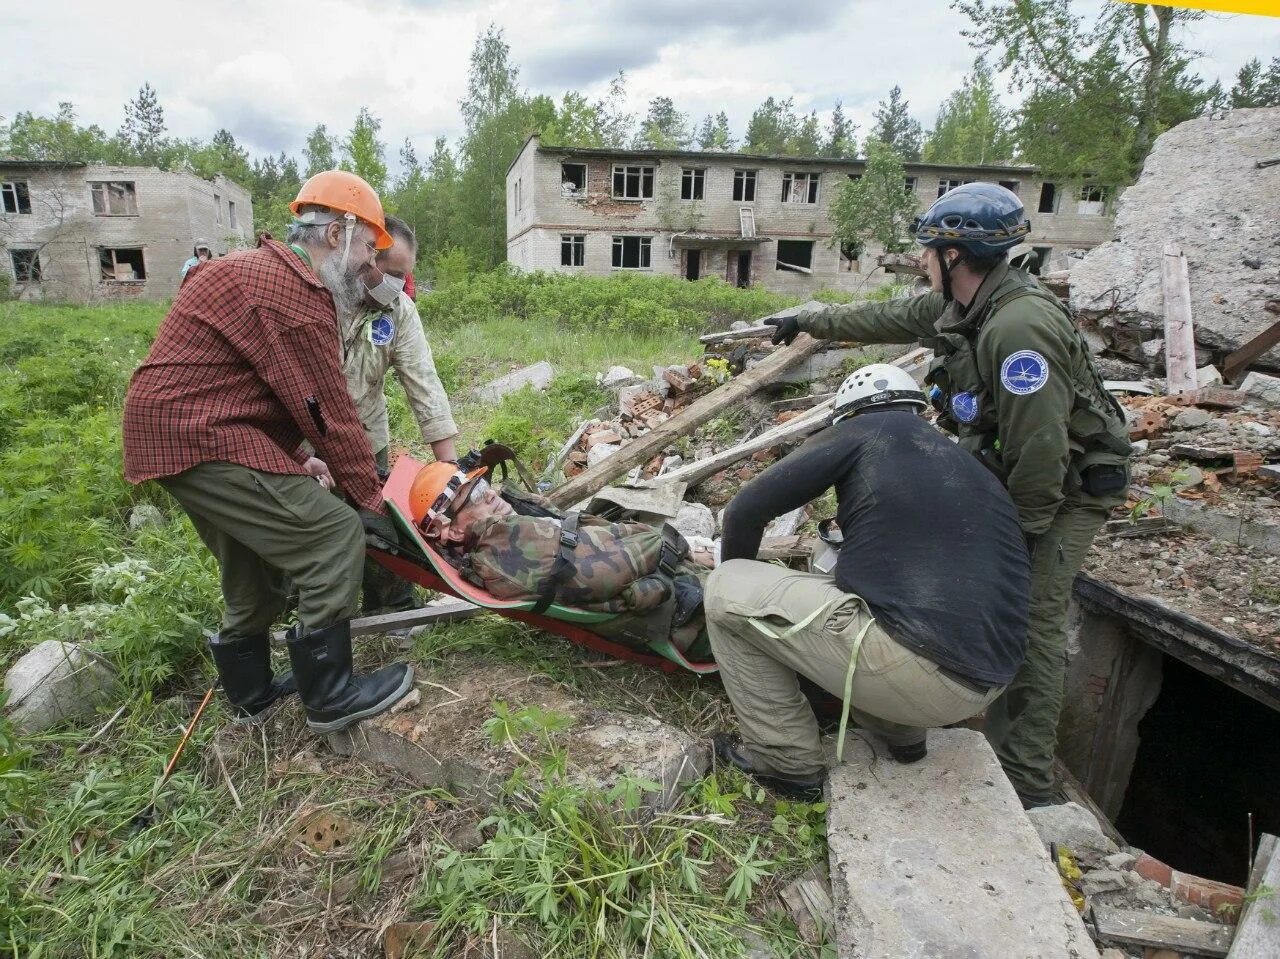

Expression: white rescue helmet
xmin=832 ymin=363 xmax=927 ymax=424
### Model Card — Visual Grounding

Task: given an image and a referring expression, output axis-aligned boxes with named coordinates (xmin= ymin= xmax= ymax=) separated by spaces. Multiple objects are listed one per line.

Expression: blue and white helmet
xmin=833 ymin=363 xmax=927 ymax=423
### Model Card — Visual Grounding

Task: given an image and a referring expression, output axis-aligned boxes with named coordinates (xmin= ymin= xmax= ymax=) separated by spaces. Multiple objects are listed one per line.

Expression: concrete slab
xmin=825 ymin=728 xmax=1098 ymax=959
xmin=474 ymin=361 xmax=553 ymax=403
xmin=325 ymin=665 xmax=707 ymax=811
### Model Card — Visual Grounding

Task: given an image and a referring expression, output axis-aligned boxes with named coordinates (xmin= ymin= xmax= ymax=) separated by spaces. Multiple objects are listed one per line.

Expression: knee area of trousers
xmin=705 ymin=560 xmax=757 ymax=615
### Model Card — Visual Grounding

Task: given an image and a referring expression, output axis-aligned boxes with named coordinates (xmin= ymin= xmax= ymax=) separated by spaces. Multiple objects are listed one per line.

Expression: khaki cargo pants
xmin=706 ymin=559 xmax=1003 ymax=777
xmin=160 ymin=462 xmax=365 ymax=639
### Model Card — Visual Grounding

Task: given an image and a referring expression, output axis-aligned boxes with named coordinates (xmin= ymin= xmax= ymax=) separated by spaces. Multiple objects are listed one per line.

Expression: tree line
xmin=2 ymin=1 xmax=1277 ymax=278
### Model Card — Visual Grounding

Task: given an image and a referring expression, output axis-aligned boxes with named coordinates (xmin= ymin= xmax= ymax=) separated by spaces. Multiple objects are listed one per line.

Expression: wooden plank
xmin=271 ymin=600 xmax=480 ymax=643
xmin=1230 ymin=833 xmax=1280 ymax=958
xmin=1160 ymin=242 xmax=1198 ymax=395
xmin=1222 ymin=316 xmax=1280 ymax=383
xmin=1092 ymin=906 xmax=1232 ymax=957
xmin=547 ymin=332 xmax=828 ymax=508
xmin=777 ymin=863 xmax=834 ymax=951
xmin=698 ymin=323 xmax=774 ymax=345
xmin=647 ymin=402 xmax=833 ymax=489
xmin=540 ymin=417 xmax=597 ymax=484
xmin=771 ymin=392 xmax=835 ymax=412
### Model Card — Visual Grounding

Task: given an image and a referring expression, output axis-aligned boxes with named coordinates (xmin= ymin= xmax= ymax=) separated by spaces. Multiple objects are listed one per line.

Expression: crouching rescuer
xmin=708 ymin=364 xmax=1031 ymax=801
xmin=763 ymin=183 xmax=1131 ymax=806
xmin=122 ymin=170 xmax=414 ymax=733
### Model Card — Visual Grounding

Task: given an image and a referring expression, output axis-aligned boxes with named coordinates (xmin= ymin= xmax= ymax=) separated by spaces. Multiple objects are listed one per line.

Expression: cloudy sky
xmin=2 ymin=0 xmax=1277 ymax=169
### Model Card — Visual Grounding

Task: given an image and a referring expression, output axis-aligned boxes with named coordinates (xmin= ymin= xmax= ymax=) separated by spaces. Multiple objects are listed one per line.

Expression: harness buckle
xmin=658 ymin=541 xmax=681 ymax=578
xmin=559 ymin=528 xmax=580 ymax=551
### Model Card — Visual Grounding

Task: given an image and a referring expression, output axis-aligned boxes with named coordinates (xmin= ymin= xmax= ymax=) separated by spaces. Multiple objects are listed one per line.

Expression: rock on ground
xmin=1026 ymin=801 xmax=1121 ymax=866
xmin=4 ymin=640 xmax=119 ymax=733
xmin=1241 ymin=371 xmax=1280 ymax=407
xmin=672 ymin=502 xmax=716 ymax=540
xmin=599 ymin=366 xmax=641 ymax=390
xmin=325 ymin=665 xmax=707 ymax=812
xmin=474 ymin=361 xmax=553 ymax=403
xmin=586 ymin=442 xmax=620 ymax=467
xmin=128 ymin=503 xmax=165 ymax=530
xmin=826 ymin=729 xmax=1097 ymax=958
xmin=1071 ymin=108 xmax=1280 ymax=368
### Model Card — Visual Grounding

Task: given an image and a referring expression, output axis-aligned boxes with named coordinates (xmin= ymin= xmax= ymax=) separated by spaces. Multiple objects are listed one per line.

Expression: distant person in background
xmin=341 ymin=214 xmax=458 ymax=616
xmin=180 ymin=240 xmax=213 ymax=280
xmin=403 ymin=270 xmax=417 ymax=302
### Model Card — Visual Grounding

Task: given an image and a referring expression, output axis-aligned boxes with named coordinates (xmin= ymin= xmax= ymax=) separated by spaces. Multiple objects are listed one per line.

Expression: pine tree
xmin=695 ymin=112 xmax=735 ymax=150
xmin=341 ymin=107 xmax=388 ymax=194
xmin=792 ymin=111 xmax=822 ymax=156
xmin=922 ymin=60 xmax=1015 ymax=165
xmin=823 ymin=101 xmax=857 ymax=159
xmin=744 ymin=97 xmax=799 ymax=154
xmin=303 ymin=125 xmax=337 ymax=178
xmin=1230 ymin=56 xmax=1280 ymax=107
xmin=635 ymin=97 xmax=690 ymax=149
xmin=871 ymin=86 xmax=923 ymax=161
xmin=119 ymin=82 xmax=168 ymax=165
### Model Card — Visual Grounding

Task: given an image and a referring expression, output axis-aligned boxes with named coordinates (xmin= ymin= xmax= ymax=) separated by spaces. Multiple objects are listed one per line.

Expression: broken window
xmin=561 ymin=162 xmax=587 ymax=196
xmin=681 ymin=168 xmax=705 ymax=201
xmin=937 ymin=177 xmax=970 ymax=198
xmin=561 ymin=234 xmax=585 ymax=267
xmin=904 ymin=176 xmax=917 ymax=195
xmin=514 ymin=178 xmax=523 ymax=212
xmin=611 ymin=235 xmax=651 ymax=269
xmin=612 ymin=165 xmax=654 ymax=200
xmin=998 ymin=180 xmax=1020 ymax=195
xmin=214 ymin=193 xmax=222 ymax=224
xmin=98 ymin=247 xmax=146 ymax=282
xmin=733 ymin=169 xmax=757 ymax=202
xmin=840 ymin=239 xmax=863 ymax=262
xmin=782 ymin=172 xmax=819 ymax=204
xmin=847 ymin=173 xmax=862 ymax=182
xmin=1037 ymin=182 xmax=1057 ymax=214
xmin=90 ymin=181 xmax=138 ymax=216
xmin=228 ymin=200 xmax=237 ymax=230
xmin=1079 ymin=183 xmax=1108 ymax=203
xmin=10 ymin=249 xmax=41 ymax=282
xmin=2 ymin=181 xmax=32 ymax=215
xmin=775 ymin=239 xmax=814 ymax=273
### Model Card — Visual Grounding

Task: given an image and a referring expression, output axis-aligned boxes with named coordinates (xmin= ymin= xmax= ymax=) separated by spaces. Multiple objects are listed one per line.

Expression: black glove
xmin=359 ymin=509 xmax=400 ymax=546
xmin=763 ymin=313 xmax=802 ymax=346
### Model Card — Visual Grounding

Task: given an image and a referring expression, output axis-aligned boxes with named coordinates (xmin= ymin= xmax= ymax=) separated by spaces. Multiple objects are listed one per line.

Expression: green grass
xmin=0 ymin=272 xmax=841 ymax=958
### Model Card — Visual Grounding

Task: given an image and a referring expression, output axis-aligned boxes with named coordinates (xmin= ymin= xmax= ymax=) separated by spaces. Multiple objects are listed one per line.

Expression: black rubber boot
xmin=887 ymin=738 xmax=928 ymax=764
xmin=287 ymin=620 xmax=414 ymax=733
xmin=713 ymin=734 xmax=826 ymax=802
xmin=208 ymin=633 xmax=297 ymax=724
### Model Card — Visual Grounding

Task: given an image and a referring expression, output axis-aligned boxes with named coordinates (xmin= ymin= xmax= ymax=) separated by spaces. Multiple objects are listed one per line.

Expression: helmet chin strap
xmin=938 ymin=246 xmax=955 ymax=303
xmin=335 ymin=213 xmax=356 ymax=274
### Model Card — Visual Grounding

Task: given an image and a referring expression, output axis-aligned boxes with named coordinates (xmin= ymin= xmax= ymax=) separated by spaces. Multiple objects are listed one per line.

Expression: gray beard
xmin=317 ymin=251 xmax=367 ymax=321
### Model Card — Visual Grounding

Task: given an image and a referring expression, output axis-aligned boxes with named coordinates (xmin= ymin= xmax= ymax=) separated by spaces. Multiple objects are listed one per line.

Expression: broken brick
xmin=587 ymin=430 xmax=622 ymax=448
xmin=1129 ymin=409 xmax=1167 ymax=440
xmin=1233 ymin=450 xmax=1263 ymax=476
xmin=752 ymin=447 xmax=776 ymax=462
xmin=663 ymin=368 xmax=694 ymax=393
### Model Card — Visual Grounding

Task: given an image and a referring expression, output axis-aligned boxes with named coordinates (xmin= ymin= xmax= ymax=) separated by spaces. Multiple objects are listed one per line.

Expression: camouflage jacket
xmin=460 ymin=513 xmax=704 ymax=615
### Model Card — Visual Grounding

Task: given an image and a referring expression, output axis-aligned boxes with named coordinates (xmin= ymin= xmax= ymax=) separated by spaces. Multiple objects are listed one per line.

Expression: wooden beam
xmin=547 ymin=332 xmax=828 ymax=508
xmin=1092 ymin=906 xmax=1232 ymax=957
xmin=271 ymin=599 xmax=480 ymax=643
xmin=1161 ymin=242 xmax=1198 ymax=395
xmin=1222 ymin=316 xmax=1280 ymax=383
xmin=1231 ymin=833 xmax=1280 ymax=958
xmin=698 ymin=324 xmax=775 ymax=345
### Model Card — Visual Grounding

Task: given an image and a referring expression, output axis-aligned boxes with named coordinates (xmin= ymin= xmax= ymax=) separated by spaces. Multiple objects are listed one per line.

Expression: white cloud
xmin=2 ymin=0 xmax=1276 ymax=171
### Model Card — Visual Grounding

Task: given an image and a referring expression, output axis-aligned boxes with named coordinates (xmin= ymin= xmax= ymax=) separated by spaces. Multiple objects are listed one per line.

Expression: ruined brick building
xmin=1 ymin=160 xmax=253 ymax=301
xmin=506 ymin=134 xmax=1116 ymax=294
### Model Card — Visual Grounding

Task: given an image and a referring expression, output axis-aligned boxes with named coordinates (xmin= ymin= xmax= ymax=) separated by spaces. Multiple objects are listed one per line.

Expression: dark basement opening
xmin=1115 ymin=654 xmax=1280 ymax=885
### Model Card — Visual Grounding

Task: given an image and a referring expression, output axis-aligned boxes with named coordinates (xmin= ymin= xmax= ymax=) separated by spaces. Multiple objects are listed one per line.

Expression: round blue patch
xmin=951 ymin=391 xmax=979 ymax=423
xmin=369 ymin=314 xmax=395 ymax=347
xmin=1000 ymin=350 xmax=1049 ymax=396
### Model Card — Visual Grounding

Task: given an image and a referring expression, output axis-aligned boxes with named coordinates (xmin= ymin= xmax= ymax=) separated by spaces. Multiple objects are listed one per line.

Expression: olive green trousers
xmin=359 ymin=447 xmax=419 ymax=614
xmin=984 ymin=502 xmax=1110 ymax=801
xmin=160 ymin=462 xmax=365 ymax=638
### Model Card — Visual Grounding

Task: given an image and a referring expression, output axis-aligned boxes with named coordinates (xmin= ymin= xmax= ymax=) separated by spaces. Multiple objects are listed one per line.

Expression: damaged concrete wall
xmin=1071 ymin=108 xmax=1280 ymax=370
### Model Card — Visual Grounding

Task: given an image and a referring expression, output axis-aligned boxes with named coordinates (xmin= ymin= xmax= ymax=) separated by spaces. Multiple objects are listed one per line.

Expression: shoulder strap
xmin=531 ymin=511 xmax=580 ymax=614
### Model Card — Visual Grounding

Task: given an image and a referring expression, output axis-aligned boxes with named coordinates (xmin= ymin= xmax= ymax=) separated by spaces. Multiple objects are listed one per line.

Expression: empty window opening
xmin=904 ymin=176 xmax=918 ymax=195
xmin=782 ymin=172 xmax=820 ymax=204
xmin=733 ymin=169 xmax=757 ymax=202
xmin=840 ymin=240 xmax=864 ymax=268
xmin=514 ymin=178 xmax=523 ymax=212
xmin=998 ymin=180 xmax=1020 ymax=195
xmin=1029 ymin=246 xmax=1053 ymax=276
xmin=611 ymin=235 xmax=651 ymax=269
xmin=735 ymin=250 xmax=752 ymax=288
xmin=560 ymin=234 xmax=585 ymax=267
xmin=937 ymin=177 xmax=970 ymax=198
xmin=685 ymin=249 xmax=701 ymax=281
xmin=681 ymin=168 xmax=705 ymax=201
xmin=10 ymin=249 xmax=41 ymax=282
xmin=776 ymin=239 xmax=815 ymax=274
xmin=2 ymin=181 xmax=32 ymax=214
xmin=612 ymin=165 xmax=654 ymax=200
xmin=847 ymin=173 xmax=863 ymax=182
xmin=1037 ymin=182 xmax=1057 ymax=214
xmin=90 ymin=181 xmax=138 ymax=216
xmin=99 ymin=247 xmax=146 ymax=282
xmin=561 ymin=162 xmax=587 ymax=196
xmin=1079 ymin=183 xmax=1108 ymax=203
xmin=214 ymin=192 xmax=222 ymax=224
xmin=228 ymin=200 xmax=237 ymax=230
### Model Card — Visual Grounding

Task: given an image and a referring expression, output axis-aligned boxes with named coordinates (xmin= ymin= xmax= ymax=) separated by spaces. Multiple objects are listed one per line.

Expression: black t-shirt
xmin=720 ymin=410 xmax=1030 ymax=685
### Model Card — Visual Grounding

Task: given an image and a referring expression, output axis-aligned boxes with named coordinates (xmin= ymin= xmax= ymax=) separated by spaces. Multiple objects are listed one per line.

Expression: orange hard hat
xmin=290 ymin=170 xmax=392 ymax=249
xmin=408 ymin=461 xmax=488 ymax=534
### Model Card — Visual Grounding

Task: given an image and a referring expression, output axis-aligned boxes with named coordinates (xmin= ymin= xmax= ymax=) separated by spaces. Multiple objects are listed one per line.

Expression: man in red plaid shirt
xmin=124 ymin=170 xmax=413 ymax=734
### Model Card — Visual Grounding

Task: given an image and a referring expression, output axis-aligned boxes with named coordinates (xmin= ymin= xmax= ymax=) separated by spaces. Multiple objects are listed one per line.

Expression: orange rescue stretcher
xmin=366 ymin=454 xmax=719 ymax=675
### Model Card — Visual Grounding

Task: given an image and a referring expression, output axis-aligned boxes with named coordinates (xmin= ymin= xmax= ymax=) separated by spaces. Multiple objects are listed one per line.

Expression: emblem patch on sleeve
xmin=1000 ymin=350 xmax=1049 ymax=396
xmin=951 ymin=391 xmax=980 ymax=423
xmin=369 ymin=314 xmax=395 ymax=347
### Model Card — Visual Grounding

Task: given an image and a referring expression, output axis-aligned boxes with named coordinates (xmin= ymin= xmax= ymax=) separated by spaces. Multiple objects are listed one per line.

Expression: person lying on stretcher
xmin=407 ymin=456 xmax=709 ymax=653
